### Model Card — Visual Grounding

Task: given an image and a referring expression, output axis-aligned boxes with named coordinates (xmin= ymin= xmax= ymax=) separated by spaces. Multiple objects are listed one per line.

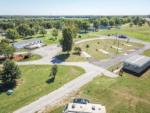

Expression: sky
xmin=0 ymin=0 xmax=150 ymax=15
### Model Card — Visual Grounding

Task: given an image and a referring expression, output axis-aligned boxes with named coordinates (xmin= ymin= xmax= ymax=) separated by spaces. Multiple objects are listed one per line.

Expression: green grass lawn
xmin=14 ymin=23 xmax=150 ymax=47
xmin=0 ymin=65 xmax=85 ymax=113
xmin=76 ymin=39 xmax=143 ymax=60
xmin=98 ymin=24 xmax=150 ymax=42
xmin=75 ymin=24 xmax=150 ymax=42
xmin=50 ymin=48 xmax=150 ymax=113
xmin=55 ymin=52 xmax=86 ymax=62
xmin=19 ymin=54 xmax=42 ymax=62
xmin=143 ymin=49 xmax=150 ymax=57
xmin=56 ymin=39 xmax=143 ymax=62
xmin=50 ymin=69 xmax=150 ymax=113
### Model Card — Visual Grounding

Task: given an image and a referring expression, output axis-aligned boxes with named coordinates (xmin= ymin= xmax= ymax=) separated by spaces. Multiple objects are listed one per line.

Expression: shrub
xmin=73 ymin=47 xmax=82 ymax=55
xmin=86 ymin=44 xmax=90 ymax=48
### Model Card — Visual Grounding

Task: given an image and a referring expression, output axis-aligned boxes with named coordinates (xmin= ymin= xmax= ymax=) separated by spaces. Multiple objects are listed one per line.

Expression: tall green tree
xmin=52 ymin=28 xmax=58 ymax=39
xmin=49 ymin=65 xmax=58 ymax=82
xmin=82 ymin=21 xmax=90 ymax=33
xmin=93 ymin=20 xmax=99 ymax=31
xmin=0 ymin=40 xmax=15 ymax=58
xmin=109 ymin=19 xmax=115 ymax=26
xmin=17 ymin=24 xmax=31 ymax=37
xmin=100 ymin=17 xmax=109 ymax=26
xmin=61 ymin=28 xmax=73 ymax=52
xmin=6 ymin=29 xmax=19 ymax=42
xmin=1 ymin=60 xmax=21 ymax=85
xmin=40 ymin=27 xmax=47 ymax=37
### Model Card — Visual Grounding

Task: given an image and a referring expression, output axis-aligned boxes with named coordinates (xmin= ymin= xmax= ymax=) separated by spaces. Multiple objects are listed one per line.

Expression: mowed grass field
xmin=143 ymin=49 xmax=150 ymax=57
xmin=76 ymin=39 xmax=143 ymax=60
xmin=50 ymin=48 xmax=150 ymax=113
xmin=50 ymin=70 xmax=150 ymax=113
xmin=76 ymin=24 xmax=150 ymax=42
xmin=18 ymin=54 xmax=42 ymax=62
xmin=56 ymin=39 xmax=143 ymax=62
xmin=0 ymin=65 xmax=85 ymax=113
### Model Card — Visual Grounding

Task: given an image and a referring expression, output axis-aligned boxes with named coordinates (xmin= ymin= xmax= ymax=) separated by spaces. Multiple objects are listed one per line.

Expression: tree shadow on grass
xmin=46 ymin=77 xmax=55 ymax=84
xmin=51 ymin=53 xmax=70 ymax=64
xmin=0 ymin=82 xmax=16 ymax=94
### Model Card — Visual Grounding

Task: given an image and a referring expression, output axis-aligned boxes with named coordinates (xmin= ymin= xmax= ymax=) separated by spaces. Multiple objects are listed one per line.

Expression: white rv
xmin=63 ymin=102 xmax=106 ymax=113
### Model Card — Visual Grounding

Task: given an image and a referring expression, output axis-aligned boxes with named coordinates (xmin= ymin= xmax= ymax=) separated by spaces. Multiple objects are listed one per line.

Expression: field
xmin=75 ymin=24 xmax=150 ymax=42
xmin=15 ymin=23 xmax=150 ymax=47
xmin=55 ymin=52 xmax=86 ymax=62
xmin=0 ymin=65 xmax=84 ymax=113
xmin=19 ymin=54 xmax=42 ymax=62
xmin=76 ymin=39 xmax=143 ymax=60
xmin=50 ymin=48 xmax=150 ymax=113
xmin=50 ymin=69 xmax=150 ymax=113
xmin=56 ymin=39 xmax=143 ymax=62
xmin=143 ymin=49 xmax=150 ymax=57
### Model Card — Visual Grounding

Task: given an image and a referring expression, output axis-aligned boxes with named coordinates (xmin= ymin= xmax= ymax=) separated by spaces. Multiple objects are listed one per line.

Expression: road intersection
xmin=15 ymin=36 xmax=150 ymax=113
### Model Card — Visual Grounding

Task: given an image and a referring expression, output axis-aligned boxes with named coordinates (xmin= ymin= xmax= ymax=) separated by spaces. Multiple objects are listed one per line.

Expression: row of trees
xmin=0 ymin=16 xmax=148 ymax=42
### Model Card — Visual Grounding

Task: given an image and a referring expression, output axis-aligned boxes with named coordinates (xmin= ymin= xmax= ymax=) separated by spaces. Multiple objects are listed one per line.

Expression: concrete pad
xmin=81 ymin=51 xmax=91 ymax=58
xmin=99 ymin=49 xmax=109 ymax=55
xmin=128 ymin=49 xmax=135 ymax=52
xmin=123 ymin=43 xmax=132 ymax=47
xmin=112 ymin=46 xmax=123 ymax=51
xmin=102 ymin=70 xmax=119 ymax=78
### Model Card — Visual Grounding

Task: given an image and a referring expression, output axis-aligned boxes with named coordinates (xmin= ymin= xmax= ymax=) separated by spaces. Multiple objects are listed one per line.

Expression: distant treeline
xmin=0 ymin=16 xmax=149 ymax=40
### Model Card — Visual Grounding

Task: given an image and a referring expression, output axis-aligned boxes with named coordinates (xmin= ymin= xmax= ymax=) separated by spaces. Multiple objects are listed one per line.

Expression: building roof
xmin=125 ymin=55 xmax=150 ymax=67
xmin=64 ymin=103 xmax=106 ymax=113
xmin=13 ymin=38 xmax=42 ymax=48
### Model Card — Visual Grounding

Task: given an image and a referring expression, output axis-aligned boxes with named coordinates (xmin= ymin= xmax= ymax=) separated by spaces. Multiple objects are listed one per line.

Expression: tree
xmin=17 ymin=24 xmax=31 ymax=37
xmin=148 ymin=21 xmax=150 ymax=27
xmin=6 ymin=29 xmax=19 ymax=42
xmin=133 ymin=16 xmax=140 ymax=25
xmin=100 ymin=17 xmax=109 ymax=26
xmin=109 ymin=19 xmax=115 ymax=27
xmin=49 ymin=65 xmax=58 ymax=82
xmin=1 ymin=60 xmax=21 ymax=85
xmin=52 ymin=28 xmax=58 ymax=39
xmin=0 ymin=40 xmax=15 ymax=58
xmin=61 ymin=28 xmax=73 ymax=52
xmin=53 ymin=21 xmax=62 ymax=29
xmin=71 ymin=26 xmax=79 ymax=38
xmin=129 ymin=22 xmax=133 ymax=27
xmin=73 ymin=47 xmax=82 ymax=55
xmin=40 ymin=27 xmax=47 ymax=37
xmin=93 ymin=20 xmax=99 ymax=31
xmin=82 ymin=21 xmax=90 ymax=33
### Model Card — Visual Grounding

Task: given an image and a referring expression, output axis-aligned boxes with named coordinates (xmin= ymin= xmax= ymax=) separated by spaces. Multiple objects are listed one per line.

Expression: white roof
xmin=125 ymin=55 xmax=150 ymax=67
xmin=64 ymin=103 xmax=106 ymax=113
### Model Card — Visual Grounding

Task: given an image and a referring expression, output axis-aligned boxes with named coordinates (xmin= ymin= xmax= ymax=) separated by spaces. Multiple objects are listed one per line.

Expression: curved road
xmin=15 ymin=36 xmax=150 ymax=113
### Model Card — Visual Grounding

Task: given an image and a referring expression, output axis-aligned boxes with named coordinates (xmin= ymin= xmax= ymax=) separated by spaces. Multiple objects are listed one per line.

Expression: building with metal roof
xmin=13 ymin=38 xmax=43 ymax=49
xmin=123 ymin=55 xmax=150 ymax=75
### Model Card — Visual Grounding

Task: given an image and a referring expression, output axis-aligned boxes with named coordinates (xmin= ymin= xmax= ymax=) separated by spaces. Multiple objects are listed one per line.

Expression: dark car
xmin=118 ymin=35 xmax=128 ymax=39
xmin=73 ymin=98 xmax=90 ymax=104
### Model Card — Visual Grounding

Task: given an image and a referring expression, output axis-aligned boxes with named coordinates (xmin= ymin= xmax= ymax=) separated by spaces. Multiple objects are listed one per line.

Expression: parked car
xmin=73 ymin=98 xmax=90 ymax=104
xmin=118 ymin=35 xmax=128 ymax=39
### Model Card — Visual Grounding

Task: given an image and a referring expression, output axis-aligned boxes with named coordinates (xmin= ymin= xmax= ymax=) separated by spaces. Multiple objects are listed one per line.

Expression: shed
xmin=123 ymin=55 xmax=150 ymax=74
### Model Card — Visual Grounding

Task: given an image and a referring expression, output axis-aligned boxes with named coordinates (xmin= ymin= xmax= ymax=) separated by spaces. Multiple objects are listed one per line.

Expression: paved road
xmin=90 ymin=37 xmax=150 ymax=68
xmin=15 ymin=61 xmax=117 ymax=113
xmin=15 ymin=36 xmax=150 ymax=113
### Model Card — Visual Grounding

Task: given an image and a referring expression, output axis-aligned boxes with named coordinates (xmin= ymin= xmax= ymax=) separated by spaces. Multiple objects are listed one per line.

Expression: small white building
xmin=13 ymin=39 xmax=43 ymax=49
xmin=63 ymin=102 xmax=106 ymax=113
